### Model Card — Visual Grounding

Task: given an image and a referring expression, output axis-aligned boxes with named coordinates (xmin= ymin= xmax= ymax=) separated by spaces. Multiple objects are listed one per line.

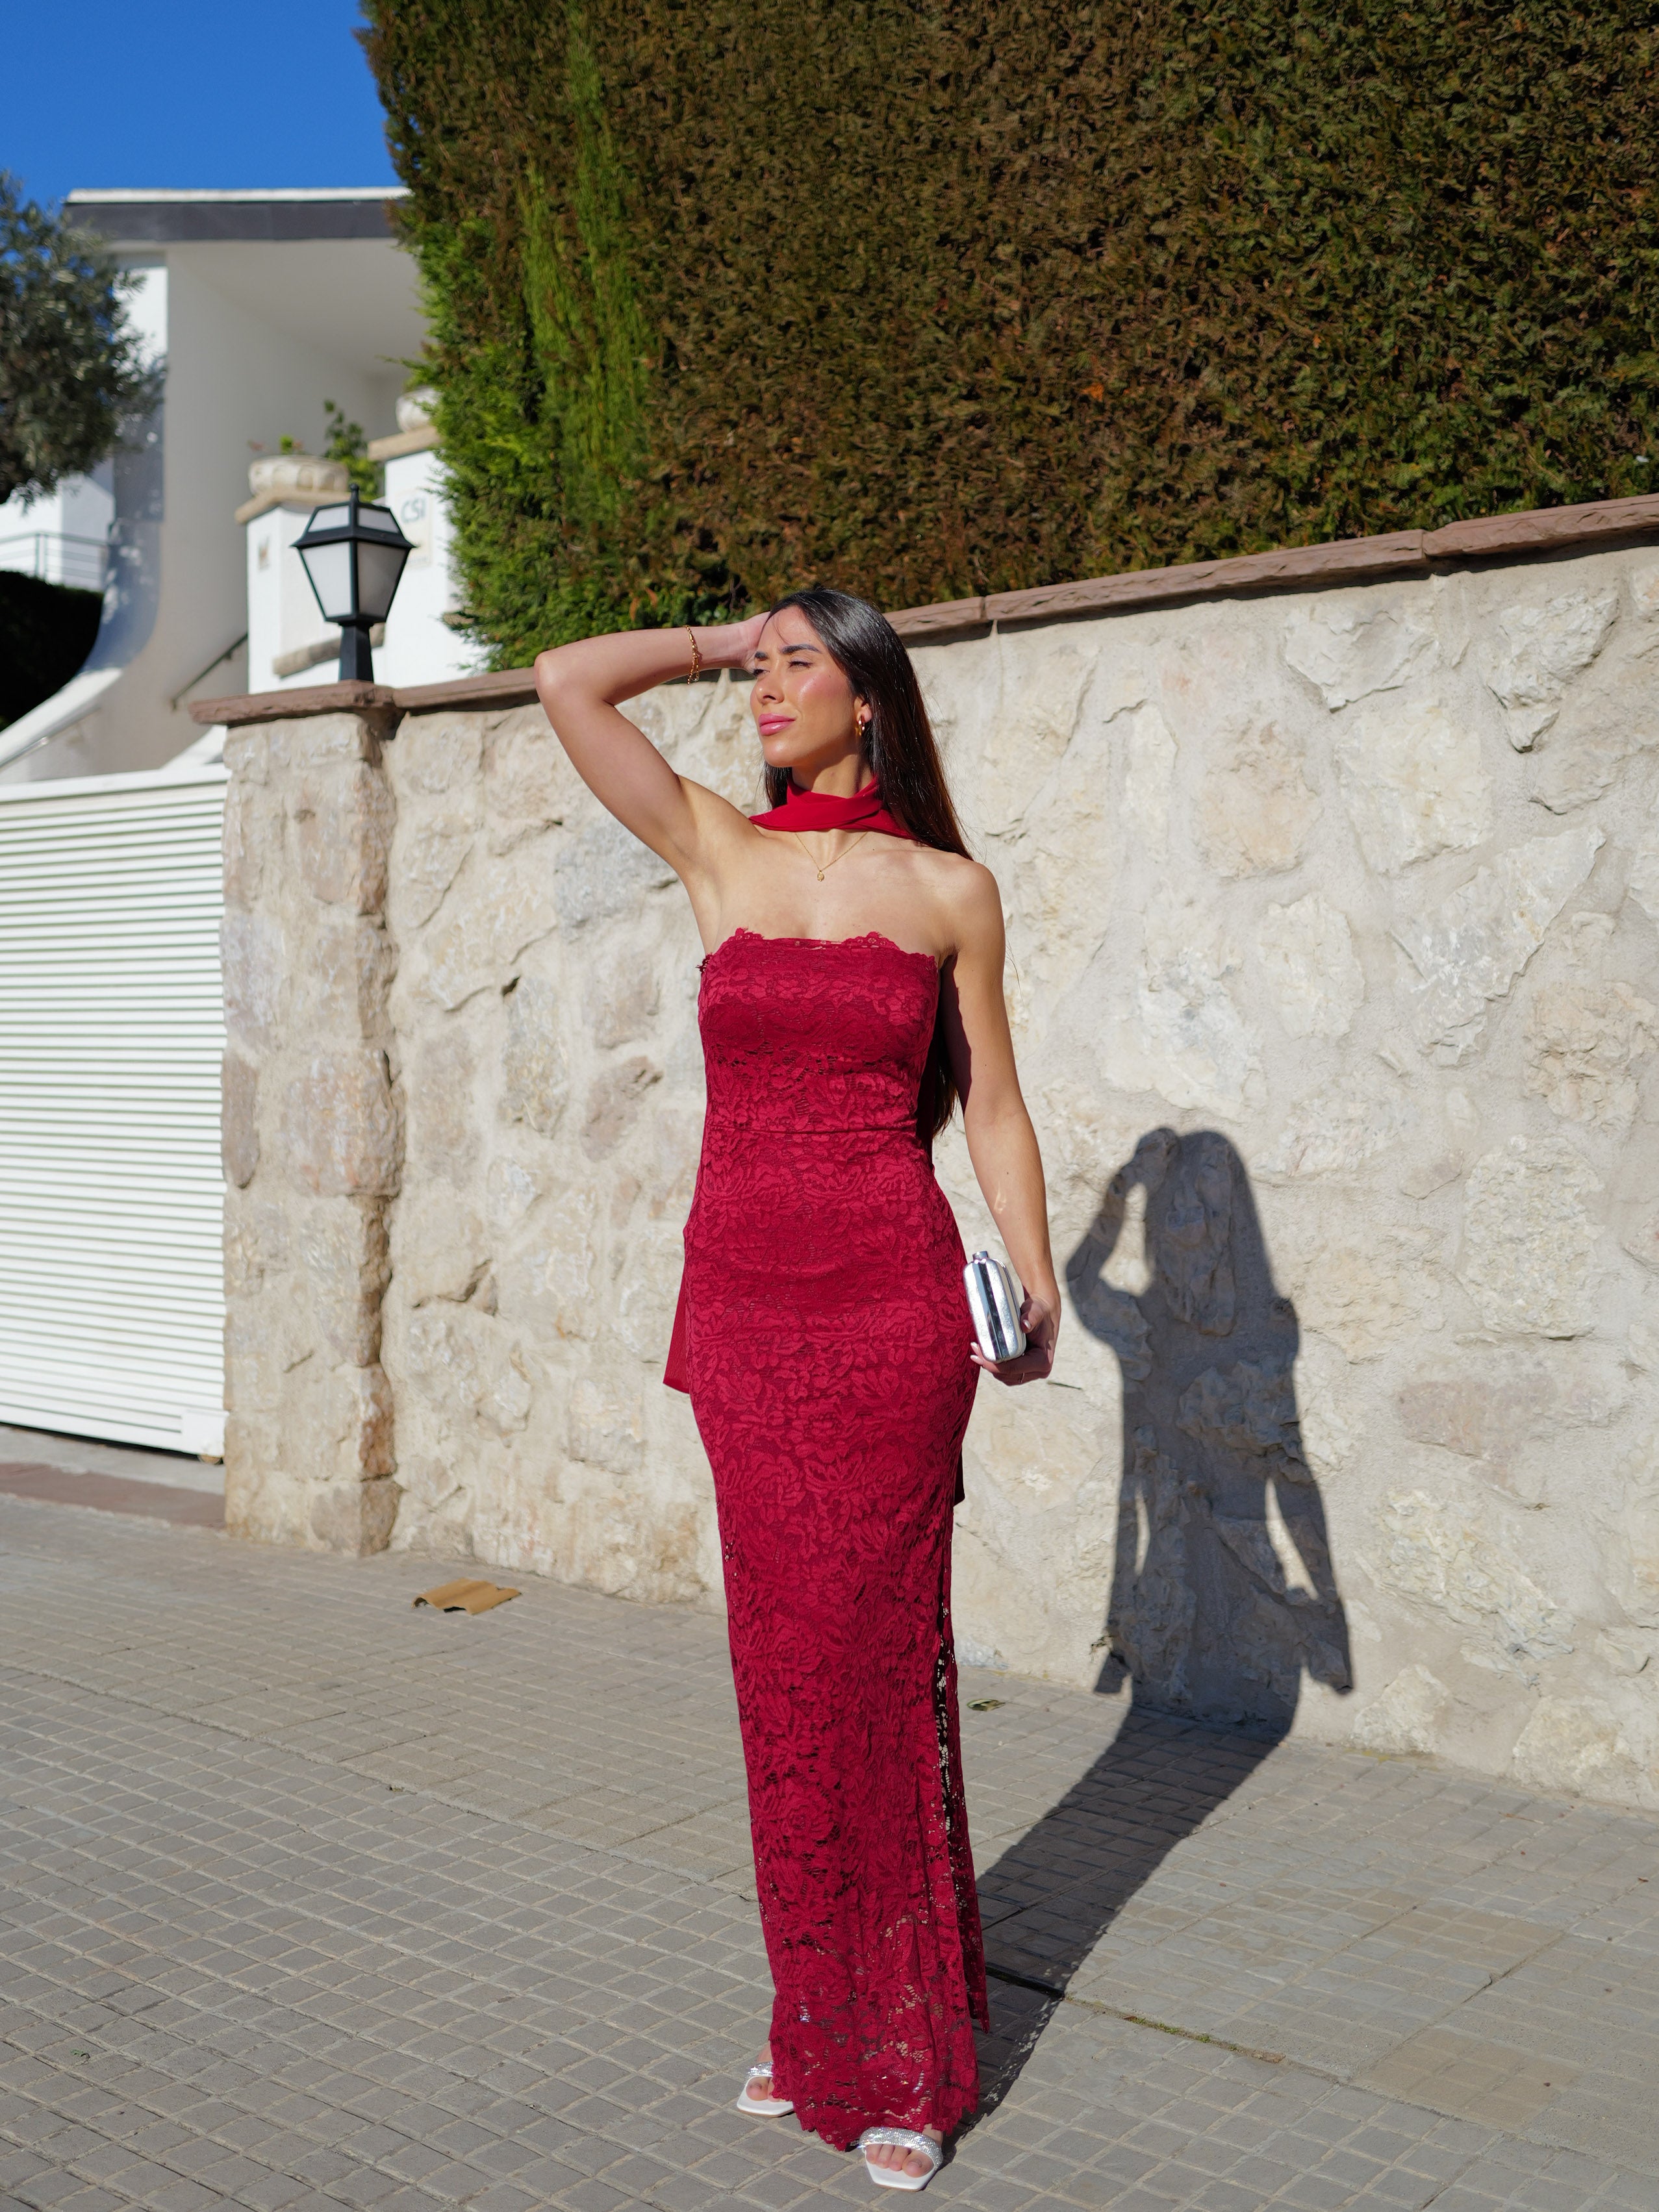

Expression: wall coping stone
xmin=192 ymin=488 xmax=1659 ymax=728
xmin=366 ymin=423 xmax=441 ymax=462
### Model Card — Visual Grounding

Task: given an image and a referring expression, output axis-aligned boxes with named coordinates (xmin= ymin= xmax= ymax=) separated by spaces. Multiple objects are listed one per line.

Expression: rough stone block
xmin=1119 ymin=702 xmax=1177 ymax=858
xmin=1532 ymin=716 xmax=1658 ymax=813
xmin=1480 ymin=586 xmax=1619 ymax=748
xmin=1374 ymin=1489 xmax=1573 ymax=1671
xmin=1295 ymin=1220 xmax=1438 ymax=1360
xmin=223 ymin=1453 xmax=308 ymax=1546
xmin=583 ymin=949 xmax=661 ymax=1049
xmin=496 ymin=1188 xmax=600 ymax=1344
xmin=1393 ymin=824 xmax=1604 ymax=1062
xmin=502 ymin=977 xmax=568 ymax=1135
xmin=422 ymin=846 xmax=559 ymax=1009
xmin=394 ymin=1192 xmax=488 ymax=1308
xmin=486 ymin=716 xmax=581 ymax=852
xmin=1260 ymin=1068 xmax=1414 ymax=1182
xmin=1194 ymin=722 xmax=1320 ymax=879
xmin=485 ymin=1152 xmax=544 ymax=1232
xmin=1155 ymin=1130 xmax=1237 ymax=1335
xmin=1334 ymin=703 xmax=1489 ymax=873
xmin=286 ymin=710 xmax=383 ymax=767
xmin=399 ymin=714 xmax=482 ymax=793
xmin=1396 ymin=1366 xmax=1556 ymax=1476
xmin=401 ymin=813 xmax=474 ymax=926
xmin=1284 ymin=599 xmax=1436 ymax=709
xmin=1113 ymin=893 xmax=1261 ymax=1118
xmin=223 ymin=1196 xmax=289 ymax=1294
xmin=222 ymin=912 xmax=284 ymax=1046
xmin=1350 ymin=1664 xmax=1449 ymax=1755
xmin=403 ymin=1303 xmax=532 ymax=1435
xmin=309 ymin=919 xmax=396 ymax=1038
xmin=975 ymin=637 xmax=1098 ymax=830
xmin=1627 ymin=829 xmax=1659 ymax=924
xmin=1510 ymin=1695 xmax=1647 ymax=1804
xmin=1621 ymin=1207 xmax=1659 ymax=1274
xmin=1458 ymin=1135 xmax=1602 ymax=1339
xmin=1524 ymin=979 xmax=1656 ymax=1136
xmin=566 ymin=1372 xmax=645 ymax=1476
xmin=223 ymin=727 xmax=269 ymax=786
xmin=222 ymin=1051 xmax=259 ymax=1188
xmin=614 ymin=1222 xmax=684 ymax=1362
xmin=285 ymin=1360 xmax=396 ymax=1481
xmin=409 ymin=1028 xmax=477 ymax=1182
xmin=1255 ymin=893 xmax=1364 ymax=1040
xmin=553 ymin=816 xmax=677 ymax=931
xmin=309 ymin=1474 xmax=401 ymax=1555
xmin=581 ymin=1055 xmax=661 ymax=1158
xmin=298 ymin=1200 xmax=391 ymax=1364
xmin=1177 ymin=1360 xmax=1305 ymax=1472
xmin=281 ymin=1049 xmax=401 ymax=1197
xmin=222 ymin=779 xmax=270 ymax=909
xmin=294 ymin=762 xmax=394 ymax=912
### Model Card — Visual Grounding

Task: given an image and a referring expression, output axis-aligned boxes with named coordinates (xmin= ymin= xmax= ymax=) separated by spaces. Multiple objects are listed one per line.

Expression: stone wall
xmin=222 ymin=536 xmax=1659 ymax=1808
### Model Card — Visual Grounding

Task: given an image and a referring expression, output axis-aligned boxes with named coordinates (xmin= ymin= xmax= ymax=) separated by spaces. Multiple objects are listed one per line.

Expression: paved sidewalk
xmin=0 ymin=1496 xmax=1653 ymax=2212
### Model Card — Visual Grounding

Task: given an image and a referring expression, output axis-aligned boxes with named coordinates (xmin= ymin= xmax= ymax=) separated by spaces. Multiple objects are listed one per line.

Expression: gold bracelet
xmin=686 ymin=627 xmax=702 ymax=684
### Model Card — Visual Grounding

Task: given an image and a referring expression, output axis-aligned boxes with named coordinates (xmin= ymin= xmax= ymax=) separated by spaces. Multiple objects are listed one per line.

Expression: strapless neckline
xmin=707 ymin=925 xmax=939 ymax=970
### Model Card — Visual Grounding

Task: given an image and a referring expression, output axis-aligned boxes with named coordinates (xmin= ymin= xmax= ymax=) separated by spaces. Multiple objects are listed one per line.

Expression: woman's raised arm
xmin=534 ymin=616 xmax=765 ymax=877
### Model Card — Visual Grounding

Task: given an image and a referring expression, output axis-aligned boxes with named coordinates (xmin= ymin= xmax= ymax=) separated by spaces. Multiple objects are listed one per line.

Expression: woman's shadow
xmin=968 ymin=1128 xmax=1352 ymax=2113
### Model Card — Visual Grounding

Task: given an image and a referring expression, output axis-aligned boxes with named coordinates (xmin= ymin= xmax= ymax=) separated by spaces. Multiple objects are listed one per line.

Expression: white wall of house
xmin=375 ymin=442 xmax=473 ymax=688
xmin=244 ymin=497 xmax=348 ymax=694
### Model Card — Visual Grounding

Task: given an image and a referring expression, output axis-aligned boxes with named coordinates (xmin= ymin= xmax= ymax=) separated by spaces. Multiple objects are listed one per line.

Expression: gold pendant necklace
xmin=792 ymin=828 xmax=870 ymax=882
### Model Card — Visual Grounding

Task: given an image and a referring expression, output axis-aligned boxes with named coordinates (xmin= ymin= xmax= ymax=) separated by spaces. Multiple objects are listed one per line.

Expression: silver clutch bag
xmin=964 ymin=1250 xmax=1026 ymax=1363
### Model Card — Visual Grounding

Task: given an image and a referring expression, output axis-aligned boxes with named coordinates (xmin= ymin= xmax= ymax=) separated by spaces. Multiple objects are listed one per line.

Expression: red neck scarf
xmin=749 ymin=778 xmax=917 ymax=843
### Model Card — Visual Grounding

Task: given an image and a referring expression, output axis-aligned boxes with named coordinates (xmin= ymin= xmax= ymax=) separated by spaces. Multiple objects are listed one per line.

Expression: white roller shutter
xmin=0 ymin=766 xmax=227 ymax=1454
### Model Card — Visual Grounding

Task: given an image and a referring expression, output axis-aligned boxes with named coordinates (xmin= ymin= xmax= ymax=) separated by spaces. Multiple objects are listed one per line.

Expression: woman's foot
xmin=862 ymin=2126 xmax=943 ymax=2185
xmin=735 ymin=2042 xmax=793 ymax=2117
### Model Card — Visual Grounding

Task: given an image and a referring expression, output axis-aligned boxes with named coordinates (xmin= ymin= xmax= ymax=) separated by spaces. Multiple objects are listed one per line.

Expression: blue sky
xmin=3 ymin=0 xmax=398 ymax=208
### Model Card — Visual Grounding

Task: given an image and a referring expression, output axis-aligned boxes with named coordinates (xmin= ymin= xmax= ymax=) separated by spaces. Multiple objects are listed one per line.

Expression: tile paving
xmin=0 ymin=1485 xmax=1653 ymax=2209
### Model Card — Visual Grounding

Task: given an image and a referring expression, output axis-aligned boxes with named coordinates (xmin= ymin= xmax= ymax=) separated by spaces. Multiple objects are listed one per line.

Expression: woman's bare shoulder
xmin=913 ymin=844 xmax=996 ymax=896
xmin=910 ymin=847 xmax=1003 ymax=942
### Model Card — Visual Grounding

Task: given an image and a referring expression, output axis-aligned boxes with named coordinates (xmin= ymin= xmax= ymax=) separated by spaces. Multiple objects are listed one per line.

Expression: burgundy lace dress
xmin=668 ymin=927 xmax=987 ymax=2148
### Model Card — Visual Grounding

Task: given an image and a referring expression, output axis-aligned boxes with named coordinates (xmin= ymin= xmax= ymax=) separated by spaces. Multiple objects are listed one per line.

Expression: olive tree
xmin=0 ymin=173 xmax=159 ymax=509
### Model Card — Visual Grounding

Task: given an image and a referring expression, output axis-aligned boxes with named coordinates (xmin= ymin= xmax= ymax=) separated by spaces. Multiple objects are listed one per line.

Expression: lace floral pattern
xmin=682 ymin=931 xmax=987 ymax=2148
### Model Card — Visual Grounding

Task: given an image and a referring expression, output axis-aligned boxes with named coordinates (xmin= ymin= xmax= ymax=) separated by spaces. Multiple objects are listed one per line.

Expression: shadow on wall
xmin=969 ymin=1129 xmax=1352 ymax=2116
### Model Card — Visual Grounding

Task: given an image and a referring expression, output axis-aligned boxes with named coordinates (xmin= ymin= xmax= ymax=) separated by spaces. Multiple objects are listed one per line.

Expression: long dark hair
xmin=763 ymin=588 xmax=972 ymax=1146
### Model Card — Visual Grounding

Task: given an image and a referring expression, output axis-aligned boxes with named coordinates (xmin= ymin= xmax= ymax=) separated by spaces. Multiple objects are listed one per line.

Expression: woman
xmin=535 ymin=590 xmax=1059 ymax=2191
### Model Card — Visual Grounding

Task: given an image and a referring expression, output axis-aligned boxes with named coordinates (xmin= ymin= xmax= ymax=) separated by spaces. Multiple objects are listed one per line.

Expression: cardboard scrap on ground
xmin=412 ymin=1577 xmax=520 ymax=1615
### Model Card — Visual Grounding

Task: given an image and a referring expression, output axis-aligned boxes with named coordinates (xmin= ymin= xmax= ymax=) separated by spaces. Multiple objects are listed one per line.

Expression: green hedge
xmin=363 ymin=1 xmax=1659 ymax=665
xmin=0 ymin=570 xmax=101 ymax=731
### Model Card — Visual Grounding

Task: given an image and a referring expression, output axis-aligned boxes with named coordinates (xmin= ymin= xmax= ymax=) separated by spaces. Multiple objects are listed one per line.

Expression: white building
xmin=0 ymin=187 xmax=474 ymax=785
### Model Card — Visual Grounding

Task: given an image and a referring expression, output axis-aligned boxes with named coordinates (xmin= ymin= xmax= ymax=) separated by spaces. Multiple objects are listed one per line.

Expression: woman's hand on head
xmin=971 ymin=1288 xmax=1059 ymax=1387
xmin=719 ymin=610 xmax=769 ymax=668
xmin=692 ymin=612 xmax=768 ymax=672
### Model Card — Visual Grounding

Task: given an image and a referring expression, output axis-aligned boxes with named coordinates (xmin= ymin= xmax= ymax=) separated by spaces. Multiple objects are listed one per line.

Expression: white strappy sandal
xmin=733 ymin=2060 xmax=794 ymax=2118
xmin=857 ymin=2127 xmax=943 ymax=2191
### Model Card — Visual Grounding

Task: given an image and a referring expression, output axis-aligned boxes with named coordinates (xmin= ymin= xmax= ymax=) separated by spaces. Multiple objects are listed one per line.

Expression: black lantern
xmin=293 ymin=484 xmax=414 ymax=683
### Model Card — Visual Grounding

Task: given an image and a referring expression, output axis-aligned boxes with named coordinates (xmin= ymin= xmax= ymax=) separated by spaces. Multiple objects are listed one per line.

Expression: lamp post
xmin=292 ymin=484 xmax=414 ymax=683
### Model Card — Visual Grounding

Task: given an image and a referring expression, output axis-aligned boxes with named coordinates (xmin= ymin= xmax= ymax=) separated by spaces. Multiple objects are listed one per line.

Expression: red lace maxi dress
xmin=665 ymin=927 xmax=988 ymax=2149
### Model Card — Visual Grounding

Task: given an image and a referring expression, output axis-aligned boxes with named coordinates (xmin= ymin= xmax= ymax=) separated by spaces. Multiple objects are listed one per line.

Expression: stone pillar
xmin=221 ymin=704 xmax=403 ymax=1553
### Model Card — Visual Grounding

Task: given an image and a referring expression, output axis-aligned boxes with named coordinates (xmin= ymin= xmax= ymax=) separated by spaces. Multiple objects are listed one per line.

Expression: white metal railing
xmin=0 ymin=531 xmax=110 ymax=592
